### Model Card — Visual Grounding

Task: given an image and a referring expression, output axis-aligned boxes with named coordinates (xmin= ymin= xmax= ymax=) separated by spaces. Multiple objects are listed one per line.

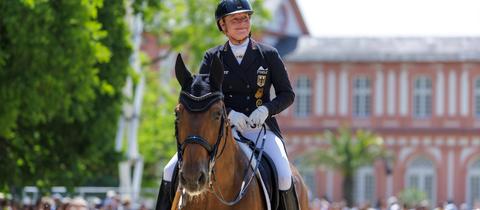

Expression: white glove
xmin=228 ymin=110 xmax=249 ymax=132
xmin=248 ymin=106 xmax=269 ymax=128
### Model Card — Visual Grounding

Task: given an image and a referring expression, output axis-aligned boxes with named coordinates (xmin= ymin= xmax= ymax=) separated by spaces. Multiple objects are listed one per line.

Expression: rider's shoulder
xmin=254 ymin=41 xmax=275 ymax=51
xmin=205 ymin=45 xmax=224 ymax=55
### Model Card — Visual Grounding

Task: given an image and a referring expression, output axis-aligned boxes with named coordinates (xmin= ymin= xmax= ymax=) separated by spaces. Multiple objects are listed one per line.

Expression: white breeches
xmin=163 ymin=153 xmax=178 ymax=182
xmin=163 ymin=127 xmax=293 ymax=190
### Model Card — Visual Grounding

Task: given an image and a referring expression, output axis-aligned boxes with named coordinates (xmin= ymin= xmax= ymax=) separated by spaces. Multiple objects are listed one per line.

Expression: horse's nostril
xmin=180 ymin=172 xmax=187 ymax=184
xmin=198 ymin=172 xmax=206 ymax=184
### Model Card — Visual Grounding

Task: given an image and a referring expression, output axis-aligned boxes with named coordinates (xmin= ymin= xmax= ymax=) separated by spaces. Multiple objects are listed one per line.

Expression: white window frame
xmin=405 ymin=157 xmax=436 ymax=207
xmin=295 ymin=76 xmax=312 ymax=117
xmin=413 ymin=76 xmax=432 ymax=118
xmin=475 ymin=77 xmax=480 ymax=118
xmin=354 ymin=166 xmax=376 ymax=206
xmin=352 ymin=76 xmax=372 ymax=117
xmin=467 ymin=159 xmax=480 ymax=208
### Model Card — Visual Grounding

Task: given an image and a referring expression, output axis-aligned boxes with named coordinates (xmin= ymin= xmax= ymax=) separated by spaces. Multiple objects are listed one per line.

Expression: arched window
xmin=405 ymin=157 xmax=436 ymax=206
xmin=295 ymin=76 xmax=311 ymax=117
xmin=475 ymin=78 xmax=480 ymax=117
xmin=353 ymin=76 xmax=371 ymax=117
xmin=413 ymin=76 xmax=432 ymax=118
xmin=467 ymin=159 xmax=480 ymax=208
xmin=354 ymin=166 xmax=376 ymax=206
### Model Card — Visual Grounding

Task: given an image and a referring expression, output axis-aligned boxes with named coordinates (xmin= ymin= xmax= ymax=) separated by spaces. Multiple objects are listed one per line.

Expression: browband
xmin=179 ymin=91 xmax=224 ymax=112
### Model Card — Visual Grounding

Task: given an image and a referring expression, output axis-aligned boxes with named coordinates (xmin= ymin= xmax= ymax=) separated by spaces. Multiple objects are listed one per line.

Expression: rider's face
xmin=221 ymin=12 xmax=251 ymax=42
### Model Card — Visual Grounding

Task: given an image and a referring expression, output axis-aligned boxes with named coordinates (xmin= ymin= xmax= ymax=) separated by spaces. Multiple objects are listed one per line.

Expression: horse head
xmin=174 ymin=54 xmax=226 ymax=196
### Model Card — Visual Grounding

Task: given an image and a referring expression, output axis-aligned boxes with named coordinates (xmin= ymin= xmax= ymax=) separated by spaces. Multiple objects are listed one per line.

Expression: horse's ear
xmin=209 ymin=55 xmax=224 ymax=91
xmin=175 ymin=53 xmax=193 ymax=90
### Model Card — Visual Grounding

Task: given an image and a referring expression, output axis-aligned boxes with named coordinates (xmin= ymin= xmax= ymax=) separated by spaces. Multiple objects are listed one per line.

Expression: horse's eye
xmin=212 ymin=110 xmax=222 ymax=120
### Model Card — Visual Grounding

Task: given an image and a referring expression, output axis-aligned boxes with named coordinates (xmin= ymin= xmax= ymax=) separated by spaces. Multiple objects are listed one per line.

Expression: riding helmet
xmin=215 ymin=0 xmax=254 ymax=31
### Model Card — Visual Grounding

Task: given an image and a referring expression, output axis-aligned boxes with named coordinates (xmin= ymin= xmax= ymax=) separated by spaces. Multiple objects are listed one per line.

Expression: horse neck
xmin=212 ymin=126 xmax=249 ymax=198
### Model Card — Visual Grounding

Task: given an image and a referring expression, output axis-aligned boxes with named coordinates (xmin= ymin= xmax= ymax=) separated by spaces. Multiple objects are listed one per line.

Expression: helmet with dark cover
xmin=215 ymin=0 xmax=253 ymax=31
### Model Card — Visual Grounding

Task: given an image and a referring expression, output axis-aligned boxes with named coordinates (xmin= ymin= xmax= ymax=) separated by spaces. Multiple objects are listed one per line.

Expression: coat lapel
xmin=239 ymin=39 xmax=259 ymax=70
xmin=222 ymin=42 xmax=248 ymax=83
xmin=223 ymin=46 xmax=240 ymax=68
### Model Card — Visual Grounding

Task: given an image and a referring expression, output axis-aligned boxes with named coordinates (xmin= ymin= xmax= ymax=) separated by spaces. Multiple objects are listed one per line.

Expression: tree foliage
xmin=305 ymin=127 xmax=390 ymax=207
xmin=398 ymin=188 xmax=427 ymax=208
xmin=138 ymin=70 xmax=178 ymax=187
xmin=0 ymin=0 xmax=131 ymax=191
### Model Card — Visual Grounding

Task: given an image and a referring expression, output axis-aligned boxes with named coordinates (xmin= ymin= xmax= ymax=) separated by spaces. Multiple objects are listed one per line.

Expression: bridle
xmin=175 ymin=91 xmax=228 ymax=184
xmin=175 ymin=89 xmax=266 ymax=208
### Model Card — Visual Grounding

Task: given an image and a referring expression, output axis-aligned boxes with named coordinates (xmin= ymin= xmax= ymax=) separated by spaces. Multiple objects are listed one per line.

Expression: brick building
xmin=277 ymin=37 xmax=480 ymax=208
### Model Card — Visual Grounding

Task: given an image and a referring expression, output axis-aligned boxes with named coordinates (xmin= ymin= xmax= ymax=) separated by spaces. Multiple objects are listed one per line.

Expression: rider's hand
xmin=228 ymin=110 xmax=249 ymax=132
xmin=248 ymin=106 xmax=269 ymax=128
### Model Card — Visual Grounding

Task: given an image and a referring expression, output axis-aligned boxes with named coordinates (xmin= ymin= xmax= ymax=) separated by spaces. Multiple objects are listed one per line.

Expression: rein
xmin=210 ymin=124 xmax=267 ymax=206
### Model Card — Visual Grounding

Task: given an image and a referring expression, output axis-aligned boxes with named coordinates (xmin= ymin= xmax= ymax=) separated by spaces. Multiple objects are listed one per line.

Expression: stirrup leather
xmin=279 ymin=180 xmax=300 ymax=210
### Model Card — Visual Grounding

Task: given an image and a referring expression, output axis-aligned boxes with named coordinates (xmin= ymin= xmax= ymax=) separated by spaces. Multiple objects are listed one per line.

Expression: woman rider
xmin=156 ymin=1 xmax=298 ymax=209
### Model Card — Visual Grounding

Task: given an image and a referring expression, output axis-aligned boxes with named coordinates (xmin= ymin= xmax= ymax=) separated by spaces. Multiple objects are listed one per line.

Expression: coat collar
xmin=221 ymin=38 xmax=259 ymax=69
xmin=221 ymin=38 xmax=258 ymax=50
xmin=239 ymin=39 xmax=257 ymax=68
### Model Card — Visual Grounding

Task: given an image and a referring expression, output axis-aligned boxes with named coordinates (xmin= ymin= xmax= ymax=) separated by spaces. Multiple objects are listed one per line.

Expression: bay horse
xmin=172 ymin=53 xmax=309 ymax=210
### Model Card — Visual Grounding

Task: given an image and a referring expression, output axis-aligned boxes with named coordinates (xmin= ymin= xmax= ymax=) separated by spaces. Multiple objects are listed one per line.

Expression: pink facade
xmin=277 ymin=37 xmax=480 ymax=208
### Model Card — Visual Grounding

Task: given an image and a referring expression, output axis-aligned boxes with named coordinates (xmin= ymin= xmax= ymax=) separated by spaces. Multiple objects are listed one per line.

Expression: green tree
xmin=305 ymin=127 xmax=389 ymax=207
xmin=137 ymin=0 xmax=270 ymax=187
xmin=0 ymin=0 xmax=132 ymax=191
xmin=398 ymin=188 xmax=427 ymax=208
xmin=138 ymin=70 xmax=178 ymax=187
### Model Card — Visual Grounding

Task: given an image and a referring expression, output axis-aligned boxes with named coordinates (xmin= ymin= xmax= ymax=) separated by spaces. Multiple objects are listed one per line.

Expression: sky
xmin=296 ymin=0 xmax=480 ymax=37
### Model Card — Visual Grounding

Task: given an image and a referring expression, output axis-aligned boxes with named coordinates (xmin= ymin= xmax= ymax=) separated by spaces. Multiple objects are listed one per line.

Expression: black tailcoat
xmin=199 ymin=39 xmax=295 ymax=139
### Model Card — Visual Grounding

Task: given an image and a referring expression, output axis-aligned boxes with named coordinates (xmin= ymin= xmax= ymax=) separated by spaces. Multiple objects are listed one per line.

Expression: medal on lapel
xmin=257 ymin=75 xmax=266 ymax=87
xmin=254 ymin=87 xmax=264 ymax=107
xmin=256 ymin=66 xmax=268 ymax=87
xmin=256 ymin=99 xmax=263 ymax=107
xmin=255 ymin=89 xmax=263 ymax=107
xmin=255 ymin=88 xmax=263 ymax=99
xmin=255 ymin=66 xmax=268 ymax=107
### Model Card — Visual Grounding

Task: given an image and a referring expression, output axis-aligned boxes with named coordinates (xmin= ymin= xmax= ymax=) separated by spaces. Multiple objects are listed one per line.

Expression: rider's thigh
xmin=163 ymin=153 xmax=178 ymax=182
xmin=242 ymin=130 xmax=293 ymax=190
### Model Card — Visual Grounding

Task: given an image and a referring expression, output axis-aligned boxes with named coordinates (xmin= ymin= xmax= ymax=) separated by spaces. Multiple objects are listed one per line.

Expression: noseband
xmin=176 ymin=91 xmax=227 ymax=176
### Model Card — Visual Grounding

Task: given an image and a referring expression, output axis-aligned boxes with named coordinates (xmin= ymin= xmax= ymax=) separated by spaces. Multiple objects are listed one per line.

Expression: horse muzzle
xmin=179 ymin=168 xmax=209 ymax=195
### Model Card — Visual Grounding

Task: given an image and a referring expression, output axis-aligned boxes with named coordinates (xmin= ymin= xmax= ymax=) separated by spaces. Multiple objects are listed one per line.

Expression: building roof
xmin=264 ymin=0 xmax=283 ymax=14
xmin=285 ymin=36 xmax=480 ymax=62
xmin=263 ymin=0 xmax=309 ymax=35
xmin=274 ymin=35 xmax=299 ymax=57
